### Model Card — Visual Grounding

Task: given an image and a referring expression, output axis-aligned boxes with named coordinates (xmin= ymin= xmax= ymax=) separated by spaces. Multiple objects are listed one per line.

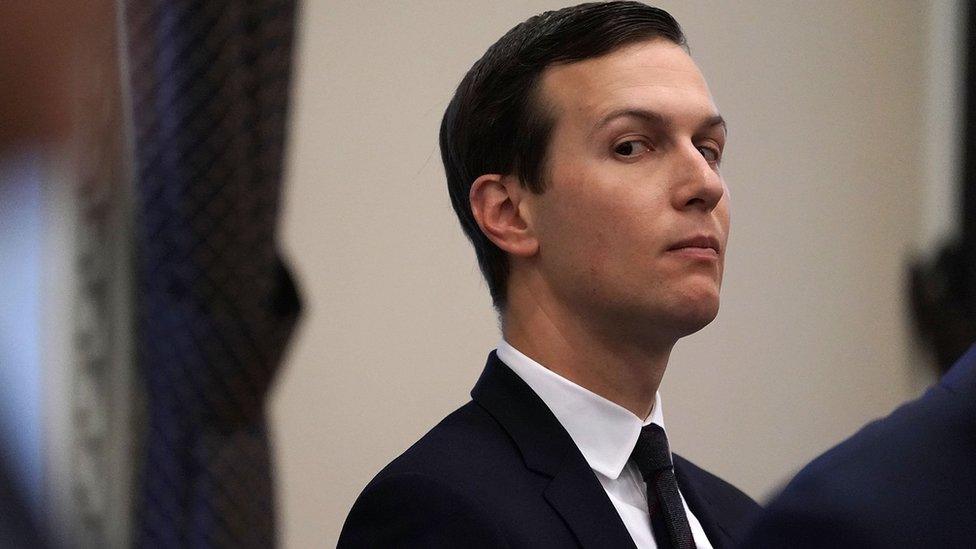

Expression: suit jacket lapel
xmin=543 ymin=459 xmax=637 ymax=548
xmin=673 ymin=455 xmax=732 ymax=549
xmin=472 ymin=352 xmax=636 ymax=549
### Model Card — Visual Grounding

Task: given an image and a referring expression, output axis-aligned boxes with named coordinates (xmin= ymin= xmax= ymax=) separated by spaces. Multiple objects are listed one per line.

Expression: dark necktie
xmin=631 ymin=424 xmax=696 ymax=549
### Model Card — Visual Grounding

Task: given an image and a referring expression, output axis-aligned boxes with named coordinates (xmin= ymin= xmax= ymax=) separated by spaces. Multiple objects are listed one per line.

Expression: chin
xmin=677 ymin=305 xmax=719 ymax=335
xmin=609 ymin=294 xmax=719 ymax=343
xmin=668 ymin=288 xmax=721 ymax=336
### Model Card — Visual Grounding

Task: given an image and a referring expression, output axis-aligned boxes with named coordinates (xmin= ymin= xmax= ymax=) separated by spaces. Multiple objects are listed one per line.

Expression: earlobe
xmin=469 ymin=174 xmax=539 ymax=258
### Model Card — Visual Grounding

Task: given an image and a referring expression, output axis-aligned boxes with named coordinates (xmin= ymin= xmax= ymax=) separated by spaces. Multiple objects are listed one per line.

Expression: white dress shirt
xmin=496 ymin=341 xmax=713 ymax=549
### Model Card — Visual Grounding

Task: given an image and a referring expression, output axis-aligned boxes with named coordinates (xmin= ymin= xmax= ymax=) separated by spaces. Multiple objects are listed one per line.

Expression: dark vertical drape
xmin=126 ymin=1 xmax=300 ymax=546
xmin=911 ymin=2 xmax=976 ymax=373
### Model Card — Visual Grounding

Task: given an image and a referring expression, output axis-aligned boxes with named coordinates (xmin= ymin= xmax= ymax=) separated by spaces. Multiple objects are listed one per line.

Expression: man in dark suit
xmin=340 ymin=3 xmax=761 ymax=546
xmin=742 ymin=344 xmax=976 ymax=548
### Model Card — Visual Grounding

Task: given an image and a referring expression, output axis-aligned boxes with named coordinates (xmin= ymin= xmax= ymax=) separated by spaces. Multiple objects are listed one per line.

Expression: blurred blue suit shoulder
xmin=742 ymin=345 xmax=976 ymax=548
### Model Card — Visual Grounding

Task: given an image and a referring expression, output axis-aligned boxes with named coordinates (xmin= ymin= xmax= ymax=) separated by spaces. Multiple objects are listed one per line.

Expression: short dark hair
xmin=439 ymin=1 xmax=686 ymax=309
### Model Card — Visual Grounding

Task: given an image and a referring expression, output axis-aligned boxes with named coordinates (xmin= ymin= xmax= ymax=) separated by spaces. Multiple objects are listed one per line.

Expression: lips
xmin=667 ymin=234 xmax=721 ymax=254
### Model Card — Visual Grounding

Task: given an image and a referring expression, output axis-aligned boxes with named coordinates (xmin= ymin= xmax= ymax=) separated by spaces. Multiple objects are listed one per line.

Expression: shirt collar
xmin=496 ymin=340 xmax=667 ymax=480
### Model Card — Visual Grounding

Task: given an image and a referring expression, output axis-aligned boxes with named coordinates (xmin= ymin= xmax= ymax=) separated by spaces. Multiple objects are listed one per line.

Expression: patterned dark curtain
xmin=125 ymin=1 xmax=301 ymax=546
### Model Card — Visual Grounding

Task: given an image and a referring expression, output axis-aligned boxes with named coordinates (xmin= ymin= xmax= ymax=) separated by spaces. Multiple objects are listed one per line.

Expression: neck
xmin=502 ymin=275 xmax=675 ymax=419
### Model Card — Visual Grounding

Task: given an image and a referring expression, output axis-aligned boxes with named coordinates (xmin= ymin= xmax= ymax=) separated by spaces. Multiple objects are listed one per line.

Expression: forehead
xmin=538 ymin=39 xmax=716 ymax=127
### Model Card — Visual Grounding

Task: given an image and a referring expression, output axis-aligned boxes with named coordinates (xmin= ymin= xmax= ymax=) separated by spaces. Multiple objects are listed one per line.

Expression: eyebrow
xmin=591 ymin=108 xmax=727 ymax=137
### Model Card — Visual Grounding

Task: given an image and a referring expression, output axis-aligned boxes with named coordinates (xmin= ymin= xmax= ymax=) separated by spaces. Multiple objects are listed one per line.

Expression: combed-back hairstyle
xmin=440 ymin=1 xmax=686 ymax=309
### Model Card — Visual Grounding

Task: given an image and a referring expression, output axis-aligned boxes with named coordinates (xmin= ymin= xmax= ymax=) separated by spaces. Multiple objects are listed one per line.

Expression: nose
xmin=670 ymin=143 xmax=725 ymax=212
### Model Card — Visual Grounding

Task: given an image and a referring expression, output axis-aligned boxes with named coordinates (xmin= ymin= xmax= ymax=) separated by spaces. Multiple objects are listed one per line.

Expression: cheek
xmin=719 ymin=183 xmax=732 ymax=225
xmin=538 ymin=189 xmax=619 ymax=283
xmin=538 ymin=167 xmax=670 ymax=271
xmin=585 ymin=228 xmax=614 ymax=279
xmin=718 ymin=199 xmax=731 ymax=245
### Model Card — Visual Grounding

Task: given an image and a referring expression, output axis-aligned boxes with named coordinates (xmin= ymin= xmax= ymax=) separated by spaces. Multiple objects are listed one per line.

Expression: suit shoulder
xmin=339 ymin=401 xmax=515 ymax=547
xmin=782 ymin=383 xmax=975 ymax=496
xmin=338 ymin=469 xmax=507 ymax=548
xmin=373 ymin=400 xmax=518 ymax=482
xmin=745 ymin=385 xmax=976 ymax=547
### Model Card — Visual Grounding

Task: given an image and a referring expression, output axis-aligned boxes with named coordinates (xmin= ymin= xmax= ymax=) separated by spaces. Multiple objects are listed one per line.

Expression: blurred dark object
xmin=0 ymin=460 xmax=45 ymax=549
xmin=126 ymin=1 xmax=301 ymax=546
xmin=910 ymin=244 xmax=976 ymax=373
xmin=910 ymin=1 xmax=976 ymax=374
xmin=0 ymin=2 xmax=111 ymax=547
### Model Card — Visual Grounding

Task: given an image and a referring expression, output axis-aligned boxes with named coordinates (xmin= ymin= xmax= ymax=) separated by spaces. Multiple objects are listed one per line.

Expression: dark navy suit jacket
xmin=339 ymin=352 xmax=762 ymax=548
xmin=742 ymin=344 xmax=976 ymax=548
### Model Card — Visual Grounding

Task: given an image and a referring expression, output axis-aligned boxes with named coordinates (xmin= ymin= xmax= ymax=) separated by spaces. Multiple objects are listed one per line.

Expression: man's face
xmin=525 ymin=39 xmax=730 ymax=341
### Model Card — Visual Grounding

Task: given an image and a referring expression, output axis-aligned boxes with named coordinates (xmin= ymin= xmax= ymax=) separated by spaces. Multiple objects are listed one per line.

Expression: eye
xmin=697 ymin=144 xmax=721 ymax=165
xmin=613 ymin=140 xmax=650 ymax=158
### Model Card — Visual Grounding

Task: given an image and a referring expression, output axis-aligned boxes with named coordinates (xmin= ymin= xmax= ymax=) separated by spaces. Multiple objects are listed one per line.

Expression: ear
xmin=469 ymin=174 xmax=539 ymax=258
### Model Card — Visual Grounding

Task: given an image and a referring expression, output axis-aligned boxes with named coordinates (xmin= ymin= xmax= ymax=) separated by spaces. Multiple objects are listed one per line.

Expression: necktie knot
xmin=631 ymin=423 xmax=673 ymax=481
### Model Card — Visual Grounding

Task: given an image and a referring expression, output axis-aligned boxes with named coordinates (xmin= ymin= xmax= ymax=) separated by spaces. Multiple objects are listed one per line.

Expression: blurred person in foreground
xmin=0 ymin=1 xmax=84 ymax=548
xmin=742 ymin=344 xmax=976 ymax=548
xmin=339 ymin=2 xmax=761 ymax=547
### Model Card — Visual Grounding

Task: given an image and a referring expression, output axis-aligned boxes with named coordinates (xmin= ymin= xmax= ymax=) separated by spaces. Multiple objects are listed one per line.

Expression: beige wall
xmin=272 ymin=1 xmax=943 ymax=546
